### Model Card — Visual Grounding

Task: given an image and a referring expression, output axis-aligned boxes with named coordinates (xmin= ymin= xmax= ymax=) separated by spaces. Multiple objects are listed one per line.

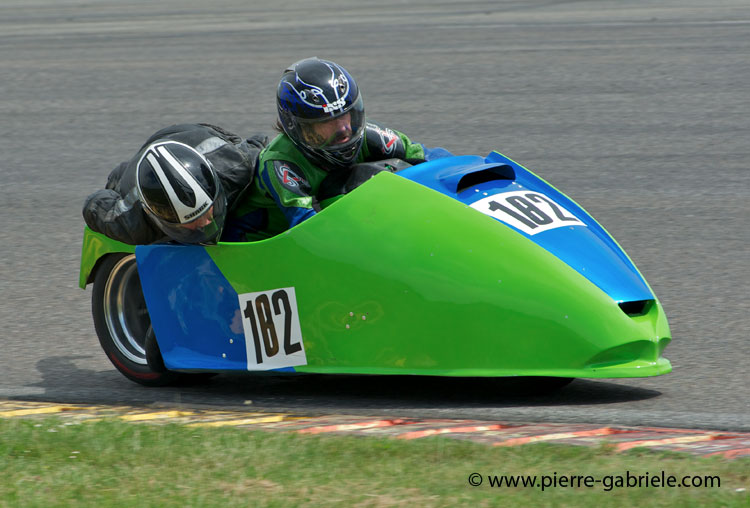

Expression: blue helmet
xmin=277 ymin=58 xmax=365 ymax=169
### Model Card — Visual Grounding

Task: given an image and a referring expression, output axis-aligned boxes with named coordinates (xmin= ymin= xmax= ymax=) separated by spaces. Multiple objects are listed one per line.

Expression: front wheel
xmin=91 ymin=253 xmax=180 ymax=386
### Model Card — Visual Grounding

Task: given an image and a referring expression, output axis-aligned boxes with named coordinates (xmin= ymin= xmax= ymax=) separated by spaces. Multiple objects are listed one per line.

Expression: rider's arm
xmin=82 ymin=161 xmax=164 ymax=245
xmin=361 ymin=121 xmax=456 ymax=162
xmin=361 ymin=121 xmax=426 ymax=162
xmin=256 ymin=160 xmax=320 ymax=229
xmin=82 ymin=187 xmax=163 ymax=245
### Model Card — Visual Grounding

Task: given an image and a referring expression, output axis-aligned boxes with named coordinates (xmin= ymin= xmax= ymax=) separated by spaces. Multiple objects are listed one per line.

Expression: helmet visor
xmin=150 ymin=186 xmax=227 ymax=245
xmin=298 ymin=95 xmax=365 ymax=151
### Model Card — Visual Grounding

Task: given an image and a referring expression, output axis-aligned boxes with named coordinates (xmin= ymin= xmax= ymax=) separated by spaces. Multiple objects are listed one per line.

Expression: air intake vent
xmin=618 ymin=300 xmax=653 ymax=316
xmin=455 ymin=164 xmax=515 ymax=193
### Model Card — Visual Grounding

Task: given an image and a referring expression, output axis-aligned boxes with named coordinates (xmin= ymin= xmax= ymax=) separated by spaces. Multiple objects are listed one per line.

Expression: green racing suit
xmin=224 ymin=121 xmax=428 ymax=241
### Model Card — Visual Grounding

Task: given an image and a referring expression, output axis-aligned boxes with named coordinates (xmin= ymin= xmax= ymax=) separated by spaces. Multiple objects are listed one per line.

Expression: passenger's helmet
xmin=136 ymin=140 xmax=227 ymax=244
xmin=277 ymin=57 xmax=365 ymax=169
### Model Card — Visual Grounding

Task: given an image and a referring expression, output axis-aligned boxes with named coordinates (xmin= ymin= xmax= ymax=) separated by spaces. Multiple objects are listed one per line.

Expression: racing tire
xmin=91 ymin=253 xmax=182 ymax=386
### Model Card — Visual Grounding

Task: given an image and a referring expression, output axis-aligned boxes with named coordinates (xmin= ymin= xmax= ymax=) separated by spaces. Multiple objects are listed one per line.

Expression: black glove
xmin=318 ymin=159 xmax=414 ymax=201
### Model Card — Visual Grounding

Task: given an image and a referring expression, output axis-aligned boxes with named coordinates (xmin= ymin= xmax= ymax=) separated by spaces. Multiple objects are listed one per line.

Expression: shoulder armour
xmin=271 ymin=160 xmax=312 ymax=196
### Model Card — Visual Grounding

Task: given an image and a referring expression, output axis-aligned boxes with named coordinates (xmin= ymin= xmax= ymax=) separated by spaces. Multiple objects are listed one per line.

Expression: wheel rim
xmin=103 ymin=255 xmax=151 ymax=365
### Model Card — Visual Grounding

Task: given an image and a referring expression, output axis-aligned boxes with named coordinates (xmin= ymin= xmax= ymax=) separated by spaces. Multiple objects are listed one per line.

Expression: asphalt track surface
xmin=1 ymin=1 xmax=748 ymax=431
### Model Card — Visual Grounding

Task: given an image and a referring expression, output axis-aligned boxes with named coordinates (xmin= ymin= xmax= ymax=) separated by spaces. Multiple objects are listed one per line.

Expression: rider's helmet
xmin=136 ymin=140 xmax=227 ymax=244
xmin=277 ymin=57 xmax=365 ymax=169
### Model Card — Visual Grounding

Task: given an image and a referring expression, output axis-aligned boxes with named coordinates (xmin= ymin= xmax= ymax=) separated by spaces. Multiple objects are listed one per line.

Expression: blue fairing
xmin=135 ymin=244 xmax=296 ymax=372
xmin=396 ymin=153 xmax=653 ymax=303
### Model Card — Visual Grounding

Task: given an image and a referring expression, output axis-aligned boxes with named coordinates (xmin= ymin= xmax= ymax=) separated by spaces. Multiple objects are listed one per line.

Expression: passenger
xmin=224 ymin=57 xmax=452 ymax=241
xmin=83 ymin=123 xmax=267 ymax=245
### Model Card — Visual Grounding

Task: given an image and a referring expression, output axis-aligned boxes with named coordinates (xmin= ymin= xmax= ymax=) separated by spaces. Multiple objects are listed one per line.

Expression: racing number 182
xmin=488 ymin=193 xmax=578 ymax=230
xmin=242 ymin=290 xmax=302 ymax=364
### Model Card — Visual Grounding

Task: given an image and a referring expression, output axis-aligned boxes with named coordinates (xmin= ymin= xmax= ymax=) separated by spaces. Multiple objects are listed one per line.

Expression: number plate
xmin=238 ymin=287 xmax=307 ymax=370
xmin=470 ymin=190 xmax=585 ymax=235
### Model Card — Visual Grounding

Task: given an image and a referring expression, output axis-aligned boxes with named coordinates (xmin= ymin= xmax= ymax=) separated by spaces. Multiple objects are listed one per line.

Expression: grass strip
xmin=0 ymin=417 xmax=748 ymax=507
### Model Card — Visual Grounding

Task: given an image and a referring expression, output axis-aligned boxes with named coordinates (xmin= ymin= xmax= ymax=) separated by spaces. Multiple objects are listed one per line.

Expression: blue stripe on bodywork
xmin=396 ymin=153 xmax=653 ymax=303
xmin=135 ymin=244 xmax=295 ymax=372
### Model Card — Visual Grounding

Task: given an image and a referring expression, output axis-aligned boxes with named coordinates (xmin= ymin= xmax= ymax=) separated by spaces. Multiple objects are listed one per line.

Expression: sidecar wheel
xmin=91 ymin=253 xmax=180 ymax=386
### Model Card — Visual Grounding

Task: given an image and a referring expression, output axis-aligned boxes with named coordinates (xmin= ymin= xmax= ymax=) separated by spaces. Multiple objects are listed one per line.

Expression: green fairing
xmin=231 ymin=130 xmax=425 ymax=238
xmin=79 ymin=170 xmax=671 ymax=378
xmin=79 ymin=228 xmax=134 ymax=289
xmin=205 ymin=172 xmax=671 ymax=378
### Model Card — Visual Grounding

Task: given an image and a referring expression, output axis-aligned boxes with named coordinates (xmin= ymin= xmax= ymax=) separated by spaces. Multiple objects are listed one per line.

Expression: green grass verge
xmin=0 ymin=417 xmax=748 ymax=507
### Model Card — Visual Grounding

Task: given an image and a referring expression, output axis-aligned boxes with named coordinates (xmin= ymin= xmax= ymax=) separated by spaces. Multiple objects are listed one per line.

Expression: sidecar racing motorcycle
xmin=79 ymin=151 xmax=671 ymax=387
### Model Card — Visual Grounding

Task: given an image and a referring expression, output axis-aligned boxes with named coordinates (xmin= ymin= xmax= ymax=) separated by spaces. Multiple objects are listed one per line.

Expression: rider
xmin=83 ymin=123 xmax=267 ymax=245
xmin=224 ymin=57 xmax=449 ymax=241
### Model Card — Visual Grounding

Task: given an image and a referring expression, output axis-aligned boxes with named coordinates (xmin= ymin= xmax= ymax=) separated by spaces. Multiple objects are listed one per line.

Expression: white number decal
xmin=470 ymin=190 xmax=585 ymax=235
xmin=238 ymin=287 xmax=307 ymax=370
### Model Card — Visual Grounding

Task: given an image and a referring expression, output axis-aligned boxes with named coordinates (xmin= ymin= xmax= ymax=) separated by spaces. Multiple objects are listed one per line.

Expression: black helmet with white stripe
xmin=136 ymin=140 xmax=227 ymax=244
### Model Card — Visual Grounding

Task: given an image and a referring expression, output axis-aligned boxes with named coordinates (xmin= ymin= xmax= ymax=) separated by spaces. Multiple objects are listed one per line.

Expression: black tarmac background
xmin=1 ymin=0 xmax=748 ymax=430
